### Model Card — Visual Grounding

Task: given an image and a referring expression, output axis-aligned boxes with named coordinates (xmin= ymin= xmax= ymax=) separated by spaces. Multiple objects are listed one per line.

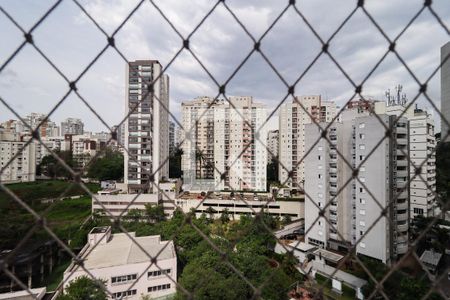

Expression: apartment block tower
xmin=181 ymin=96 xmax=267 ymax=191
xmin=375 ymin=100 xmax=436 ymax=218
xmin=61 ymin=118 xmax=84 ymax=136
xmin=304 ymin=110 xmax=409 ymax=264
xmin=441 ymin=42 xmax=450 ymax=142
xmin=279 ymin=96 xmax=337 ymax=188
xmin=124 ymin=60 xmax=169 ymax=193
xmin=267 ymin=130 xmax=279 ymax=162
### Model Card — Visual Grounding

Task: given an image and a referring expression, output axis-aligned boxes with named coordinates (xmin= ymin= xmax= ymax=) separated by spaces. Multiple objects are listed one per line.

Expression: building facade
xmin=63 ymin=227 xmax=177 ymax=300
xmin=267 ymin=130 xmax=279 ymax=163
xmin=304 ymin=111 xmax=409 ymax=264
xmin=124 ymin=60 xmax=170 ymax=194
xmin=441 ymin=42 xmax=450 ymax=142
xmin=61 ymin=118 xmax=84 ymax=136
xmin=181 ymin=96 xmax=267 ymax=191
xmin=0 ymin=130 xmax=36 ymax=183
xmin=169 ymin=121 xmax=176 ymax=155
xmin=279 ymin=96 xmax=337 ymax=188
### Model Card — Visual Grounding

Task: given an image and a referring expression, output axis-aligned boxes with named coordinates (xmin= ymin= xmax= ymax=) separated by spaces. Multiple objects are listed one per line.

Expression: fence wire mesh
xmin=0 ymin=0 xmax=449 ymax=299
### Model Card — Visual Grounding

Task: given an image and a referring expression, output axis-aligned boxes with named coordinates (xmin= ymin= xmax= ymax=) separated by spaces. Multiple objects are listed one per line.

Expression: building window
xmin=360 ymin=242 xmax=366 ymax=248
xmin=413 ymin=208 xmax=424 ymax=215
xmin=148 ymin=269 xmax=171 ymax=277
xmin=112 ymin=289 xmax=136 ymax=299
xmin=359 ymin=209 xmax=366 ymax=215
xmin=359 ymin=123 xmax=365 ymax=128
xmin=360 ymin=133 xmax=365 ymax=139
xmin=359 ymin=144 xmax=365 ymax=150
xmin=148 ymin=283 xmax=171 ymax=292
xmin=359 ymin=221 xmax=366 ymax=226
xmin=111 ymin=274 xmax=137 ymax=284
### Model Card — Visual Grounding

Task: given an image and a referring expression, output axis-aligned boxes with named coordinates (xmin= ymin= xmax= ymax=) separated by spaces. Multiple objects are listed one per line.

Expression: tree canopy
xmin=58 ymin=276 xmax=107 ymax=300
xmin=87 ymin=149 xmax=123 ymax=181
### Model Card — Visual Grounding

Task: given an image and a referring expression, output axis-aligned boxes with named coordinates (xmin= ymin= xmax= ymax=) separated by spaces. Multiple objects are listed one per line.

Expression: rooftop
xmin=178 ymin=191 xmax=274 ymax=202
xmin=420 ymin=249 xmax=443 ymax=267
xmin=68 ymin=233 xmax=176 ymax=271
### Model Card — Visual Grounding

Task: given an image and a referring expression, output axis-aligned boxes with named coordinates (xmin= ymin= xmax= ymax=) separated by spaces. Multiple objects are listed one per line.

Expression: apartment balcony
xmin=330 ymin=168 xmax=337 ymax=173
xmin=330 ymin=186 xmax=338 ymax=193
xmin=329 ymin=177 xmax=337 ymax=183
xmin=397 ymin=224 xmax=408 ymax=232
xmin=329 ymin=233 xmax=339 ymax=240
xmin=396 ymin=170 xmax=408 ymax=177
xmin=329 ymin=214 xmax=337 ymax=221
xmin=396 ymin=138 xmax=407 ymax=145
xmin=396 ymin=149 xmax=407 ymax=156
xmin=396 ymin=201 xmax=408 ymax=211
xmin=330 ymin=149 xmax=337 ymax=155
xmin=396 ymin=213 xmax=408 ymax=222
xmin=396 ymin=191 xmax=408 ymax=199
xmin=396 ymin=180 xmax=407 ymax=189
xmin=396 ymin=127 xmax=407 ymax=134
xmin=330 ymin=158 xmax=337 ymax=164
xmin=396 ymin=234 xmax=408 ymax=244
xmin=329 ymin=204 xmax=337 ymax=211
xmin=396 ymin=160 xmax=407 ymax=167
xmin=396 ymin=242 xmax=408 ymax=254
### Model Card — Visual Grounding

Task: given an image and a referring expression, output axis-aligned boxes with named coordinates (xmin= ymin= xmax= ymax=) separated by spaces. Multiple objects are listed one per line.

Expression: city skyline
xmin=0 ymin=0 xmax=448 ymax=133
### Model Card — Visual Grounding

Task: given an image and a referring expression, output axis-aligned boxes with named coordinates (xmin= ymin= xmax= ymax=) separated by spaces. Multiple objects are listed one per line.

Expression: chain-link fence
xmin=0 ymin=0 xmax=449 ymax=299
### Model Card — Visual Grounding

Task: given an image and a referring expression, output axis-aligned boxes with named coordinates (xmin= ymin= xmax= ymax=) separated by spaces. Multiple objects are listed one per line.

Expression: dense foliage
xmin=87 ymin=210 xmax=299 ymax=300
xmin=38 ymin=150 xmax=74 ymax=179
xmin=169 ymin=148 xmax=183 ymax=178
xmin=436 ymin=141 xmax=450 ymax=207
xmin=0 ymin=180 xmax=98 ymax=249
xmin=57 ymin=276 xmax=107 ymax=300
xmin=87 ymin=150 xmax=123 ymax=181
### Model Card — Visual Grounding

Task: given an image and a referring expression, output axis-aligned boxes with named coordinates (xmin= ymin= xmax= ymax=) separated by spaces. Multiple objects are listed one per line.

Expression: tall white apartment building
xmin=441 ymin=42 xmax=450 ymax=142
xmin=21 ymin=113 xmax=60 ymax=137
xmin=169 ymin=121 xmax=176 ymax=155
xmin=63 ymin=226 xmax=177 ymax=300
xmin=279 ymin=96 xmax=337 ymax=188
xmin=375 ymin=101 xmax=436 ymax=218
xmin=267 ymin=130 xmax=279 ymax=162
xmin=181 ymin=96 xmax=267 ymax=191
xmin=124 ymin=60 xmax=169 ymax=194
xmin=304 ymin=111 xmax=409 ymax=264
xmin=61 ymin=118 xmax=84 ymax=136
xmin=0 ymin=130 xmax=36 ymax=183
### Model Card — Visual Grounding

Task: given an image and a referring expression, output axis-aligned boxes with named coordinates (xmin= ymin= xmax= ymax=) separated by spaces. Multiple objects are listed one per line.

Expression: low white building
xmin=0 ymin=287 xmax=46 ymax=300
xmin=175 ymin=191 xmax=304 ymax=221
xmin=63 ymin=226 xmax=177 ymax=300
xmin=0 ymin=130 xmax=36 ymax=183
xmin=92 ymin=193 xmax=160 ymax=218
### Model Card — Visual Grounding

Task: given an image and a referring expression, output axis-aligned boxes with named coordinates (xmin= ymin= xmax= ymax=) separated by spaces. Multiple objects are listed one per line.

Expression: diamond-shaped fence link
xmin=0 ymin=0 xmax=449 ymax=299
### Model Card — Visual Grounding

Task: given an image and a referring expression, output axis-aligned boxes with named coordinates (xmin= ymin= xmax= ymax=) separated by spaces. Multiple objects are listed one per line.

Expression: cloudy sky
xmin=0 ymin=0 xmax=449 ymax=132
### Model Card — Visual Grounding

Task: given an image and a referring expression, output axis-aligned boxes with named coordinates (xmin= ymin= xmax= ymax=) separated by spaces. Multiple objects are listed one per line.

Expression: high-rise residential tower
xmin=304 ymin=110 xmax=410 ymax=264
xmin=124 ymin=60 xmax=169 ymax=193
xmin=279 ymin=96 xmax=337 ymax=188
xmin=266 ymin=130 xmax=279 ymax=163
xmin=61 ymin=118 xmax=84 ymax=136
xmin=441 ymin=42 xmax=450 ymax=142
xmin=169 ymin=121 xmax=176 ymax=155
xmin=181 ymin=96 xmax=267 ymax=191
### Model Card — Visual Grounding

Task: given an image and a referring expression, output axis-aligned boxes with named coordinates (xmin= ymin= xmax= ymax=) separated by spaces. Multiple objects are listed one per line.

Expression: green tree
xmin=267 ymin=157 xmax=279 ymax=185
xmin=58 ymin=276 xmax=107 ymax=300
xmin=87 ymin=149 xmax=123 ymax=181
xmin=145 ymin=204 xmax=165 ymax=223
xmin=169 ymin=148 xmax=183 ymax=178
xmin=38 ymin=150 xmax=74 ymax=179
xmin=220 ymin=208 xmax=230 ymax=223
